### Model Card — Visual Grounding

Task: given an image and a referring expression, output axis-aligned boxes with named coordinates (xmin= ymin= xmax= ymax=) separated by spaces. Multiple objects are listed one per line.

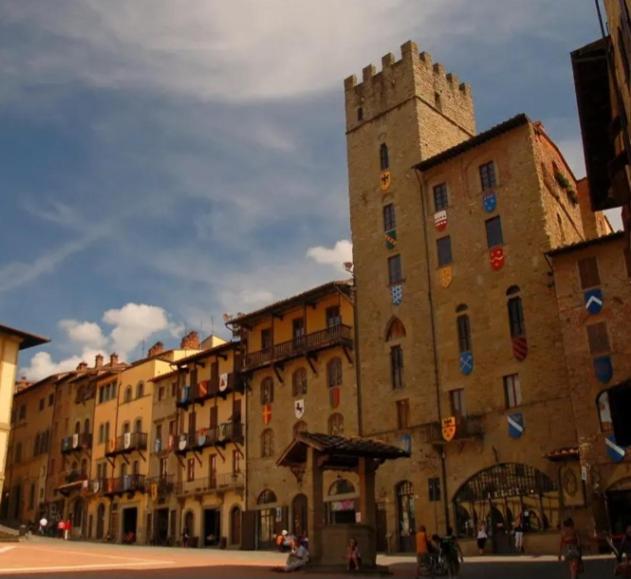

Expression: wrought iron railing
xmin=175 ymin=471 xmax=244 ymax=495
xmin=175 ymin=422 xmax=244 ymax=454
xmin=97 ymin=475 xmax=147 ymax=495
xmin=244 ymin=324 xmax=353 ymax=370
xmin=106 ymin=432 xmax=148 ymax=455
xmin=61 ymin=432 xmax=92 ymax=454
xmin=177 ymin=373 xmax=243 ymax=409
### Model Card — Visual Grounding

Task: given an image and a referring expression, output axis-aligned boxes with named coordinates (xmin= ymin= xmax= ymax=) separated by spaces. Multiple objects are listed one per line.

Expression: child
xmin=346 ymin=537 xmax=361 ymax=571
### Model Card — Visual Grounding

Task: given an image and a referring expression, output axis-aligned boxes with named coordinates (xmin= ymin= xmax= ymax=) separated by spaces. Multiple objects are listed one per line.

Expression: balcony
xmin=244 ymin=324 xmax=353 ymax=371
xmin=98 ymin=475 xmax=147 ymax=496
xmin=147 ymin=475 xmax=174 ymax=497
xmin=176 ymin=373 xmax=243 ymax=409
xmin=426 ymin=415 xmax=484 ymax=445
xmin=56 ymin=470 xmax=88 ymax=495
xmin=175 ymin=422 xmax=244 ymax=455
xmin=105 ymin=432 xmax=148 ymax=457
xmin=175 ymin=471 xmax=244 ymax=496
xmin=61 ymin=433 xmax=92 ymax=454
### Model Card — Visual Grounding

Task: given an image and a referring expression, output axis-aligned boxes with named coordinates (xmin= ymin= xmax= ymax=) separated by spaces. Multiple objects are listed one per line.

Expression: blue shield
xmin=606 ymin=434 xmax=626 ymax=463
xmin=508 ymin=413 xmax=525 ymax=439
xmin=483 ymin=192 xmax=497 ymax=213
xmin=459 ymin=351 xmax=474 ymax=375
xmin=593 ymin=356 xmax=613 ymax=384
xmin=400 ymin=434 xmax=412 ymax=455
xmin=391 ymin=284 xmax=403 ymax=305
xmin=584 ymin=288 xmax=604 ymax=315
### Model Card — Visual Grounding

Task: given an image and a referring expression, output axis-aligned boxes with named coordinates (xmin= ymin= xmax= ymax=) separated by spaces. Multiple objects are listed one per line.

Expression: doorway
xmin=122 ymin=507 xmax=138 ymax=543
xmin=376 ymin=503 xmax=388 ymax=553
xmin=155 ymin=508 xmax=169 ymax=545
xmin=204 ymin=508 xmax=221 ymax=546
xmin=291 ymin=494 xmax=308 ymax=537
xmin=607 ymin=489 xmax=631 ymax=534
xmin=230 ymin=506 xmax=241 ymax=546
xmin=396 ymin=481 xmax=416 ymax=552
xmin=96 ymin=503 xmax=106 ymax=540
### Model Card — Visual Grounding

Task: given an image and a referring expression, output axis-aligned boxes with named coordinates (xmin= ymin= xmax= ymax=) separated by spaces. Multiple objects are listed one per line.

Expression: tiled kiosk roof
xmin=277 ymin=432 xmax=410 ymax=470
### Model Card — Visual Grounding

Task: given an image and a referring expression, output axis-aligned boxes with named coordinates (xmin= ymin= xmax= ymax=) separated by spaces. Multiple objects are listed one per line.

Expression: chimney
xmin=76 ymin=361 xmax=88 ymax=371
xmin=147 ymin=341 xmax=165 ymax=358
xmin=180 ymin=331 xmax=200 ymax=350
xmin=95 ymin=354 xmax=104 ymax=368
xmin=109 ymin=353 xmax=119 ymax=366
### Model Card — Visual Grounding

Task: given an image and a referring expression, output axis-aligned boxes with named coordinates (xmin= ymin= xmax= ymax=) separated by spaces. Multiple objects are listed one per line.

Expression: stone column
xmin=306 ymin=447 xmax=324 ymax=563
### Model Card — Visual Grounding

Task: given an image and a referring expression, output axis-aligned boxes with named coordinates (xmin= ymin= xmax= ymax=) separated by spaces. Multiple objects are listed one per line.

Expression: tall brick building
xmin=344 ymin=41 xmax=613 ymax=553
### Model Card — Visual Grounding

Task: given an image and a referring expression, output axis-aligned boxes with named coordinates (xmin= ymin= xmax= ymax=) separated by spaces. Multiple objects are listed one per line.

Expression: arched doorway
xmin=256 ymin=489 xmax=277 ymax=549
xmin=96 ymin=503 xmax=106 ymax=540
xmin=229 ymin=505 xmax=241 ymax=546
xmin=396 ymin=481 xmax=416 ymax=552
xmin=325 ymin=479 xmax=357 ymax=525
xmin=453 ymin=463 xmax=558 ymax=553
xmin=291 ymin=494 xmax=308 ymax=537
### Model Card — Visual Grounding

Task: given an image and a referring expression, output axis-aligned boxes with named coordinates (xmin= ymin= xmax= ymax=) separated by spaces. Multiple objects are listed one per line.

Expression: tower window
xmin=396 ymin=399 xmax=410 ymax=429
xmin=379 ymin=143 xmax=390 ymax=171
xmin=485 ymin=216 xmax=504 ymax=248
xmin=383 ymin=203 xmax=396 ymax=231
xmin=357 ymin=107 xmax=363 ymax=121
xmin=449 ymin=388 xmax=466 ymax=417
xmin=390 ymin=345 xmax=404 ymax=390
xmin=456 ymin=314 xmax=471 ymax=353
xmin=388 ymin=255 xmax=403 ymax=284
xmin=503 ymin=374 xmax=522 ymax=408
xmin=437 ymin=236 xmax=453 ymax=266
xmin=578 ymin=256 xmax=600 ymax=289
xmin=479 ymin=161 xmax=497 ymax=190
xmin=587 ymin=322 xmax=610 ymax=355
xmin=507 ymin=293 xmax=526 ymax=338
xmin=433 ymin=183 xmax=448 ymax=211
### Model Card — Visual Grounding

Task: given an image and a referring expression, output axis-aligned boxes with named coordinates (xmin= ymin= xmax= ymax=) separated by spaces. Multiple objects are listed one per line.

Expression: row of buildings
xmin=2 ymin=3 xmax=630 ymax=556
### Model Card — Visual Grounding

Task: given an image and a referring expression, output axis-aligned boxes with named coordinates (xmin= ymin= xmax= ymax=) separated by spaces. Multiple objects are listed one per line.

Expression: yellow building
xmin=0 ymin=324 xmax=48 ymax=499
xmin=229 ymin=281 xmax=357 ymax=549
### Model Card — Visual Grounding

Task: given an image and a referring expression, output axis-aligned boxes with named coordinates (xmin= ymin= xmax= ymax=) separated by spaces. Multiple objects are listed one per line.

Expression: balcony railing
xmin=175 ymin=422 xmax=244 ymax=454
xmin=426 ymin=415 xmax=484 ymax=445
xmin=244 ymin=324 xmax=353 ymax=370
xmin=146 ymin=475 xmax=174 ymax=497
xmin=177 ymin=373 xmax=243 ymax=409
xmin=175 ymin=471 xmax=244 ymax=496
xmin=61 ymin=432 xmax=92 ymax=454
xmin=96 ymin=475 xmax=147 ymax=496
xmin=105 ymin=432 xmax=148 ymax=456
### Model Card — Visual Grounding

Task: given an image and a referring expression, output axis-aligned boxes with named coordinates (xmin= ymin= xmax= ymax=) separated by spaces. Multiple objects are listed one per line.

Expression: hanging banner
xmin=72 ymin=433 xmax=80 ymax=449
xmin=294 ymin=399 xmax=305 ymax=419
xmin=198 ymin=380 xmax=209 ymax=398
xmin=123 ymin=432 xmax=131 ymax=450
xmin=219 ymin=373 xmax=229 ymax=392
xmin=263 ymin=403 xmax=272 ymax=425
xmin=379 ymin=170 xmax=391 ymax=192
xmin=329 ymin=386 xmax=341 ymax=409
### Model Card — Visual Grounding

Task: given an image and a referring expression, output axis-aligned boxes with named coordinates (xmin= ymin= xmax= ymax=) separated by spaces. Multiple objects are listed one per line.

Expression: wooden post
xmin=307 ymin=447 xmax=324 ymax=562
xmin=358 ymin=457 xmax=377 ymax=528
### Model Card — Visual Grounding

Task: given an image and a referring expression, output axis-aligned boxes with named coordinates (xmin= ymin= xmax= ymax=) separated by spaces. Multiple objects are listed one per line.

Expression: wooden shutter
xmin=578 ymin=256 xmax=600 ymax=288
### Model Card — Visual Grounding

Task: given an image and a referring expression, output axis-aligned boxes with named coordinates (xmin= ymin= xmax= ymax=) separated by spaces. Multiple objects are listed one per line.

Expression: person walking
xmin=415 ymin=525 xmax=431 ymax=575
xmin=64 ymin=518 xmax=72 ymax=540
xmin=514 ymin=516 xmax=524 ymax=553
xmin=440 ymin=527 xmax=464 ymax=578
xmin=476 ymin=522 xmax=488 ymax=555
xmin=38 ymin=516 xmax=48 ymax=536
xmin=559 ymin=518 xmax=583 ymax=579
xmin=57 ymin=518 xmax=65 ymax=539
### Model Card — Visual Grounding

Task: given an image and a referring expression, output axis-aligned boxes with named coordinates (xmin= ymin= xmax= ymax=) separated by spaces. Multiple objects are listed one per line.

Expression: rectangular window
xmin=457 ymin=315 xmax=471 ymax=353
xmin=479 ymin=161 xmax=497 ymax=190
xmin=261 ymin=328 xmax=272 ymax=350
xmin=437 ymin=236 xmax=452 ymax=267
xmin=383 ymin=203 xmax=396 ymax=231
xmin=158 ymin=386 xmax=165 ymax=401
xmin=39 ymin=398 xmax=44 ymax=411
xmin=587 ymin=322 xmax=610 ymax=354
xmin=503 ymin=374 xmax=522 ymax=408
xmin=578 ymin=256 xmax=601 ymax=289
xmin=19 ymin=405 xmax=26 ymax=421
xmin=433 ymin=183 xmax=448 ymax=211
xmin=428 ymin=477 xmax=441 ymax=502
xmin=232 ymin=398 xmax=242 ymax=423
xmin=485 ymin=216 xmax=504 ymax=248
xmin=449 ymin=388 xmax=466 ymax=417
xmin=187 ymin=458 xmax=195 ymax=482
xmin=388 ymin=255 xmax=403 ymax=285
xmin=508 ymin=296 xmax=525 ymax=337
xmin=232 ymin=449 xmax=241 ymax=474
xmin=209 ymin=455 xmax=217 ymax=488
xmin=326 ymin=306 xmax=341 ymax=328
xmin=171 ymin=382 xmax=177 ymax=397
xmin=396 ymin=399 xmax=410 ymax=429
xmin=48 ymin=393 xmax=54 ymax=406
xmin=292 ymin=318 xmax=305 ymax=342
xmin=390 ymin=346 xmax=404 ymax=390
xmin=210 ymin=405 xmax=218 ymax=429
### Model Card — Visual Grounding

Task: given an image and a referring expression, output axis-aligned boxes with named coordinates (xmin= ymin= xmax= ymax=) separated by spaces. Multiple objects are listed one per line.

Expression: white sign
xmin=294 ymin=399 xmax=305 ymax=420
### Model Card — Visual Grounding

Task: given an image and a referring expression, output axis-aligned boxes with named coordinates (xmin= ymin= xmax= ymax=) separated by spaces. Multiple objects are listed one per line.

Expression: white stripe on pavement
xmin=0 ymin=546 xmax=16 ymax=555
xmin=0 ymin=561 xmax=175 ymax=575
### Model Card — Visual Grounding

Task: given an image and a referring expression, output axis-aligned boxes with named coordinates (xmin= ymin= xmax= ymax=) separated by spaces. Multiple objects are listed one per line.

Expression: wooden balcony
xmin=175 ymin=422 xmax=244 ymax=455
xmin=105 ymin=432 xmax=148 ymax=457
xmin=176 ymin=372 xmax=243 ymax=409
xmin=61 ymin=432 xmax=92 ymax=454
xmin=426 ymin=415 xmax=484 ymax=445
xmin=244 ymin=324 xmax=353 ymax=370
xmin=175 ymin=471 xmax=244 ymax=496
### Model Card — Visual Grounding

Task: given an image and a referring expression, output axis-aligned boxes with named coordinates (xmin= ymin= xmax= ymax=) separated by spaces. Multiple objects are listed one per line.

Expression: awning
xmin=56 ymin=480 xmax=86 ymax=496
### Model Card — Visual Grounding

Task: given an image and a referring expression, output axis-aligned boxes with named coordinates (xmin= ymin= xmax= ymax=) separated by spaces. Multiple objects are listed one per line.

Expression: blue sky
xmin=0 ymin=1 xmax=620 ymax=378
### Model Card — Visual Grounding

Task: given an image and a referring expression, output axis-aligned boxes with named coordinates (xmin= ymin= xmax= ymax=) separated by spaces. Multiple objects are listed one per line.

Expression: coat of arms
xmin=198 ymin=380 xmax=208 ymax=398
xmin=439 ymin=266 xmax=453 ymax=288
xmin=391 ymin=284 xmax=403 ymax=305
xmin=512 ymin=336 xmax=528 ymax=361
xmin=219 ymin=373 xmax=229 ymax=392
xmin=490 ymin=246 xmax=505 ymax=271
xmin=593 ymin=355 xmax=613 ymax=384
xmin=123 ymin=432 xmax=131 ymax=449
xmin=379 ymin=170 xmax=391 ymax=191
xmin=459 ymin=351 xmax=473 ymax=375
xmin=442 ymin=416 xmax=457 ymax=442
xmin=178 ymin=434 xmax=187 ymax=451
xmin=507 ymin=412 xmax=525 ymax=439
xmin=434 ymin=210 xmax=448 ymax=232
xmin=584 ymin=288 xmax=604 ymax=315
xmin=294 ymin=399 xmax=305 ymax=420
xmin=385 ymin=229 xmax=397 ymax=250
xmin=329 ymin=386 xmax=341 ymax=409
xmin=482 ymin=192 xmax=497 ymax=213
xmin=263 ymin=403 xmax=272 ymax=425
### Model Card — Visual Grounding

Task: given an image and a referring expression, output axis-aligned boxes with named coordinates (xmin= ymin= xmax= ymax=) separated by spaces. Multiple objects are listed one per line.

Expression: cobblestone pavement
xmin=0 ymin=537 xmax=617 ymax=578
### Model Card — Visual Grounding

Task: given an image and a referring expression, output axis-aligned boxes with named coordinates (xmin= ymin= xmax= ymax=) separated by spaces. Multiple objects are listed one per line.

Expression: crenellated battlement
xmin=344 ymin=40 xmax=475 ymax=135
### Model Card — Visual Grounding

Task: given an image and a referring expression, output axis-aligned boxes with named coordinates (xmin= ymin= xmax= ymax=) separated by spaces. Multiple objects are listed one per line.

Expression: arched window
xmin=385 ymin=317 xmax=406 ymax=341
xmin=261 ymin=429 xmax=274 ymax=458
xmin=260 ymin=377 xmax=274 ymax=405
xmin=134 ymin=418 xmax=142 ymax=433
xmin=329 ymin=478 xmax=355 ymax=496
xmin=257 ymin=489 xmax=277 ymax=505
xmin=83 ymin=418 xmax=90 ymax=434
xmin=74 ymin=421 xmax=81 ymax=434
xmin=124 ymin=386 xmax=132 ymax=403
xmin=379 ymin=143 xmax=389 ymax=171
xmin=136 ymin=381 xmax=144 ymax=399
xmin=327 ymin=358 xmax=342 ymax=388
xmin=293 ymin=421 xmax=307 ymax=437
xmin=292 ymin=368 xmax=307 ymax=396
xmin=506 ymin=287 xmax=526 ymax=337
xmin=328 ymin=413 xmax=344 ymax=435
xmin=456 ymin=305 xmax=471 ymax=353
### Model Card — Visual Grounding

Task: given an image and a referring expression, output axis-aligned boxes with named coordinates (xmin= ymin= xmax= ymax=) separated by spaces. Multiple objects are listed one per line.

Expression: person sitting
xmin=346 ymin=537 xmax=361 ymax=572
xmin=282 ymin=537 xmax=310 ymax=572
xmin=276 ymin=530 xmax=289 ymax=552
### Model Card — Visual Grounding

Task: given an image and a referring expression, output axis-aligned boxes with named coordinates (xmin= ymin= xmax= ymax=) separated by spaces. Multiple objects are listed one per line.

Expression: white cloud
xmin=306 ymin=240 xmax=353 ymax=271
xmin=21 ymin=349 xmax=105 ymax=382
xmin=59 ymin=319 xmax=107 ymax=349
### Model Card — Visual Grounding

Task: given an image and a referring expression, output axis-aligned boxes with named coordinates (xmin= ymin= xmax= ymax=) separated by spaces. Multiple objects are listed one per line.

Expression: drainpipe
xmin=415 ymin=168 xmax=451 ymax=532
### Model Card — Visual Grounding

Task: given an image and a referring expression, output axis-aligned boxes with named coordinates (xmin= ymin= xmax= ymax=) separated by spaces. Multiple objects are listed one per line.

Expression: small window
xmin=261 ymin=328 xmax=272 ymax=350
xmin=260 ymin=377 xmax=274 ymax=405
xmin=48 ymin=393 xmax=54 ymax=406
xmin=507 ymin=295 xmax=526 ymax=338
xmin=390 ymin=345 xmax=404 ymax=390
xmin=503 ymin=374 xmax=522 ymax=408
xmin=18 ymin=405 xmax=26 ymax=420
xmin=326 ymin=306 xmax=341 ymax=328
xmin=456 ymin=314 xmax=471 ymax=353
xmin=379 ymin=143 xmax=389 ymax=171
xmin=357 ymin=107 xmax=363 ymax=121
xmin=124 ymin=386 xmax=132 ymax=403
xmin=261 ymin=429 xmax=274 ymax=458
xmin=578 ymin=256 xmax=601 ymax=289
xmin=437 ymin=236 xmax=453 ymax=267
xmin=328 ymin=413 xmax=344 ymax=436
xmin=383 ymin=203 xmax=396 ymax=231
xmin=388 ymin=255 xmax=403 ymax=284
xmin=587 ymin=322 xmax=610 ymax=355
xmin=396 ymin=399 xmax=410 ymax=430
xmin=136 ymin=381 xmax=144 ymax=399
xmin=158 ymin=386 xmax=165 ymax=401
xmin=485 ymin=216 xmax=504 ymax=248
xmin=134 ymin=419 xmax=142 ymax=433
xmin=327 ymin=358 xmax=343 ymax=388
xmin=479 ymin=161 xmax=497 ymax=190
xmin=292 ymin=368 xmax=308 ymax=396
xmin=428 ymin=477 xmax=441 ymax=502
xmin=449 ymin=389 xmax=466 ymax=417
xmin=433 ymin=183 xmax=448 ymax=212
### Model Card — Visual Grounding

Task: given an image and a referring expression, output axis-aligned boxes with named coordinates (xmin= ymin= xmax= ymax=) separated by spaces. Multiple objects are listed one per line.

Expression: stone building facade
xmin=344 ymin=41 xmax=613 ymax=554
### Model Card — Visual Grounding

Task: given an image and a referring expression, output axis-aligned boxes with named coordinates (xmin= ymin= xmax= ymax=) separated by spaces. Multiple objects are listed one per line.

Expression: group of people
xmin=273 ymin=531 xmax=310 ymax=573
xmin=415 ymin=525 xmax=464 ymax=577
xmin=37 ymin=516 xmax=73 ymax=540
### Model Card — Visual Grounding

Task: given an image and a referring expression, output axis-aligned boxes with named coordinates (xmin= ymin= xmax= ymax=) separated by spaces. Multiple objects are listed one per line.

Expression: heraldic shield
xmin=294 ymin=399 xmax=305 ymax=419
xmin=512 ymin=336 xmax=528 ymax=361
xmin=442 ymin=416 xmax=457 ymax=442
xmin=459 ymin=351 xmax=473 ymax=375
xmin=198 ymin=380 xmax=208 ymax=398
xmin=329 ymin=386 xmax=341 ymax=409
xmin=379 ymin=170 xmax=391 ymax=191
xmin=584 ymin=288 xmax=604 ymax=315
xmin=434 ymin=210 xmax=448 ymax=232
xmin=482 ymin=192 xmax=497 ymax=213
xmin=490 ymin=246 xmax=505 ymax=271
xmin=439 ymin=266 xmax=453 ymax=288
xmin=508 ymin=412 xmax=525 ymax=439
xmin=385 ymin=229 xmax=397 ymax=250
xmin=594 ymin=355 xmax=613 ymax=384
xmin=391 ymin=284 xmax=403 ymax=305
xmin=262 ymin=403 xmax=272 ymax=425
xmin=606 ymin=434 xmax=626 ymax=463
